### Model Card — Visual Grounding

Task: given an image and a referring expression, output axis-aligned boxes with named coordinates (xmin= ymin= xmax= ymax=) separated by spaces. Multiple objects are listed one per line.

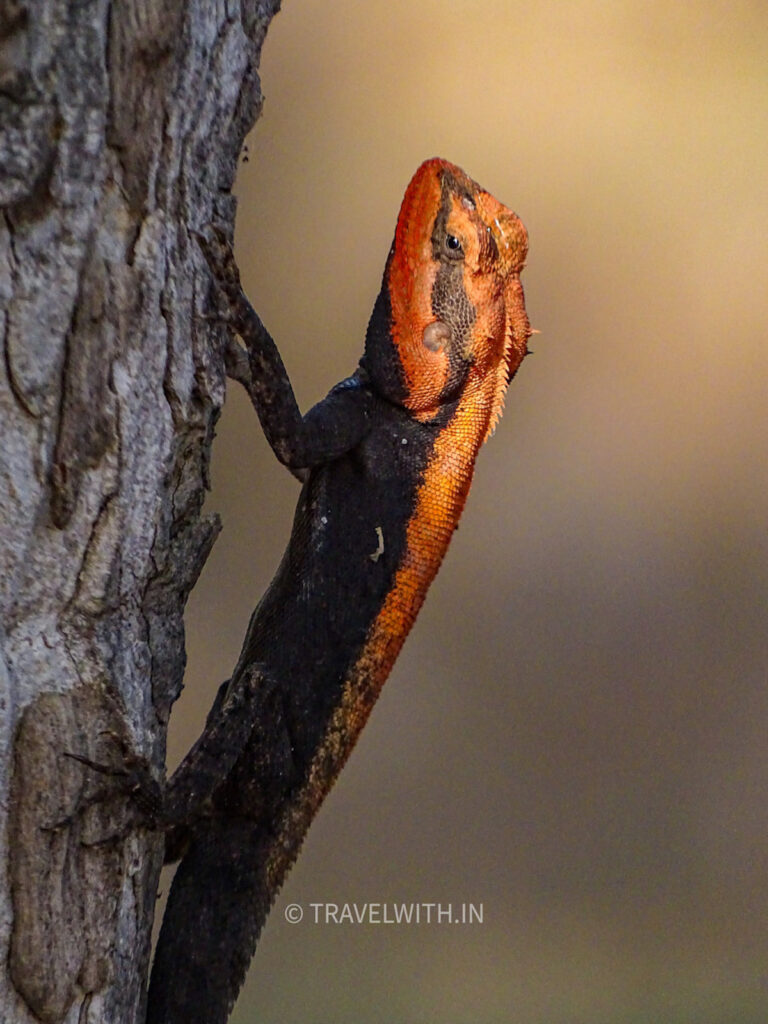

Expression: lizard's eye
xmin=444 ymin=234 xmax=464 ymax=258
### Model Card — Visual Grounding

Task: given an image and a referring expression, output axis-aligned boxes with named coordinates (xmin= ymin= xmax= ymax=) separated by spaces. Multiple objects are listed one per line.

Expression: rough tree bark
xmin=0 ymin=2 xmax=280 ymax=1021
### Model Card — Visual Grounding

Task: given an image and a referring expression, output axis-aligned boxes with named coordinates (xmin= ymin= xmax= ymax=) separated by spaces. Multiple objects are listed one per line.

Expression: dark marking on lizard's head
xmin=363 ymin=158 xmax=531 ymax=437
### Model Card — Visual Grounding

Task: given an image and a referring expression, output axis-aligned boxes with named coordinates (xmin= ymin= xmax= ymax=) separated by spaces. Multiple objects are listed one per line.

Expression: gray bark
xmin=0 ymin=1 xmax=280 ymax=1021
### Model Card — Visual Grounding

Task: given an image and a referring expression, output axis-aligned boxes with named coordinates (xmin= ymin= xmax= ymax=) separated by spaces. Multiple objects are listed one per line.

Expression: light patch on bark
xmin=0 ymin=0 xmax=281 ymax=1021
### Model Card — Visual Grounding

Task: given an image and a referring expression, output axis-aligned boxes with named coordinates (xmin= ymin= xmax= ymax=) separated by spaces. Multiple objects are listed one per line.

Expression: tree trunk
xmin=0 ymin=2 xmax=280 ymax=1021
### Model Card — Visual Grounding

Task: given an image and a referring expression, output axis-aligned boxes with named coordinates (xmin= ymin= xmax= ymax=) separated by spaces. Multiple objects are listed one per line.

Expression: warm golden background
xmin=170 ymin=2 xmax=768 ymax=1021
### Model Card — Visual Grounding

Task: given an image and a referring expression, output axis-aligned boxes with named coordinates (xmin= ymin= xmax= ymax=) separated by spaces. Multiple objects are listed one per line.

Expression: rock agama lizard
xmin=145 ymin=157 xmax=532 ymax=1024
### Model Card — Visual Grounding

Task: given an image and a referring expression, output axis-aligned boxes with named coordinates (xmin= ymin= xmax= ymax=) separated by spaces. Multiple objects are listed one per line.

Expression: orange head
xmin=364 ymin=158 xmax=531 ymax=439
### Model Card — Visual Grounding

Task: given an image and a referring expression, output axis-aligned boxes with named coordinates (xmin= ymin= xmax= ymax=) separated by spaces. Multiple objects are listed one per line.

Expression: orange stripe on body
xmin=266 ymin=370 xmax=500 ymax=892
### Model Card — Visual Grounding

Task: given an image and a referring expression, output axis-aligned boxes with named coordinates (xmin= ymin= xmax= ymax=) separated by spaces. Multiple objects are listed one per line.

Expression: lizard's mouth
xmin=477 ymin=195 xmax=529 ymax=277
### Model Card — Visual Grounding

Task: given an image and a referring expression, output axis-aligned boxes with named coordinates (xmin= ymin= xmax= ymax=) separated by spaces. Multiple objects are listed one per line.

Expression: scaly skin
xmin=146 ymin=158 xmax=531 ymax=1024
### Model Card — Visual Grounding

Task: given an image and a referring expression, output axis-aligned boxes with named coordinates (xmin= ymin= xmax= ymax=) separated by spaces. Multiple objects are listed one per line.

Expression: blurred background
xmin=169 ymin=2 xmax=768 ymax=1021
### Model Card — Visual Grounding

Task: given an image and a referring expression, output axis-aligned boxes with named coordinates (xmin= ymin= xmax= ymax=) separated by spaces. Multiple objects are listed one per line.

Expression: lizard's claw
xmin=60 ymin=741 xmax=164 ymax=831
xmin=194 ymin=226 xmax=243 ymax=298
xmin=194 ymin=227 xmax=255 ymax=388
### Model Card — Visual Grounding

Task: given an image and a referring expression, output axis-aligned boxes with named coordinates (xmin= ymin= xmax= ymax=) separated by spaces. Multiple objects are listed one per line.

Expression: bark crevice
xmin=0 ymin=2 xmax=282 ymax=1021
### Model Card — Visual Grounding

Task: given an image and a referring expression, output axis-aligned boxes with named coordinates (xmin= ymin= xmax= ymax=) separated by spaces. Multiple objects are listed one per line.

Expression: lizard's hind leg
xmin=161 ymin=665 xmax=274 ymax=840
xmin=147 ymin=671 xmax=296 ymax=1024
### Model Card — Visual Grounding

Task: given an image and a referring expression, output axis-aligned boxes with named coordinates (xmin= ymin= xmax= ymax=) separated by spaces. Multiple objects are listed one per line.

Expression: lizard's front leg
xmin=198 ymin=230 xmax=373 ymax=472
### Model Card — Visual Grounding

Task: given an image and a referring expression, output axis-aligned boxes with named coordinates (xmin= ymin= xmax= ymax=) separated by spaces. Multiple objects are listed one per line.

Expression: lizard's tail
xmin=146 ymin=822 xmax=272 ymax=1024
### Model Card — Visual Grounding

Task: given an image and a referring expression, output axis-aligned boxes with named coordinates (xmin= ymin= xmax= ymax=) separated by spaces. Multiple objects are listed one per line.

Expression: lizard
xmin=145 ymin=157 xmax=532 ymax=1024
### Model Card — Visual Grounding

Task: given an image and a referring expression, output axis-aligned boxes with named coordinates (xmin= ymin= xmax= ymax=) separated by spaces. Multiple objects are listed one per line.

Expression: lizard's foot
xmin=194 ymin=225 xmax=243 ymax=302
xmin=55 ymin=730 xmax=163 ymax=837
xmin=194 ymin=228 xmax=255 ymax=390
